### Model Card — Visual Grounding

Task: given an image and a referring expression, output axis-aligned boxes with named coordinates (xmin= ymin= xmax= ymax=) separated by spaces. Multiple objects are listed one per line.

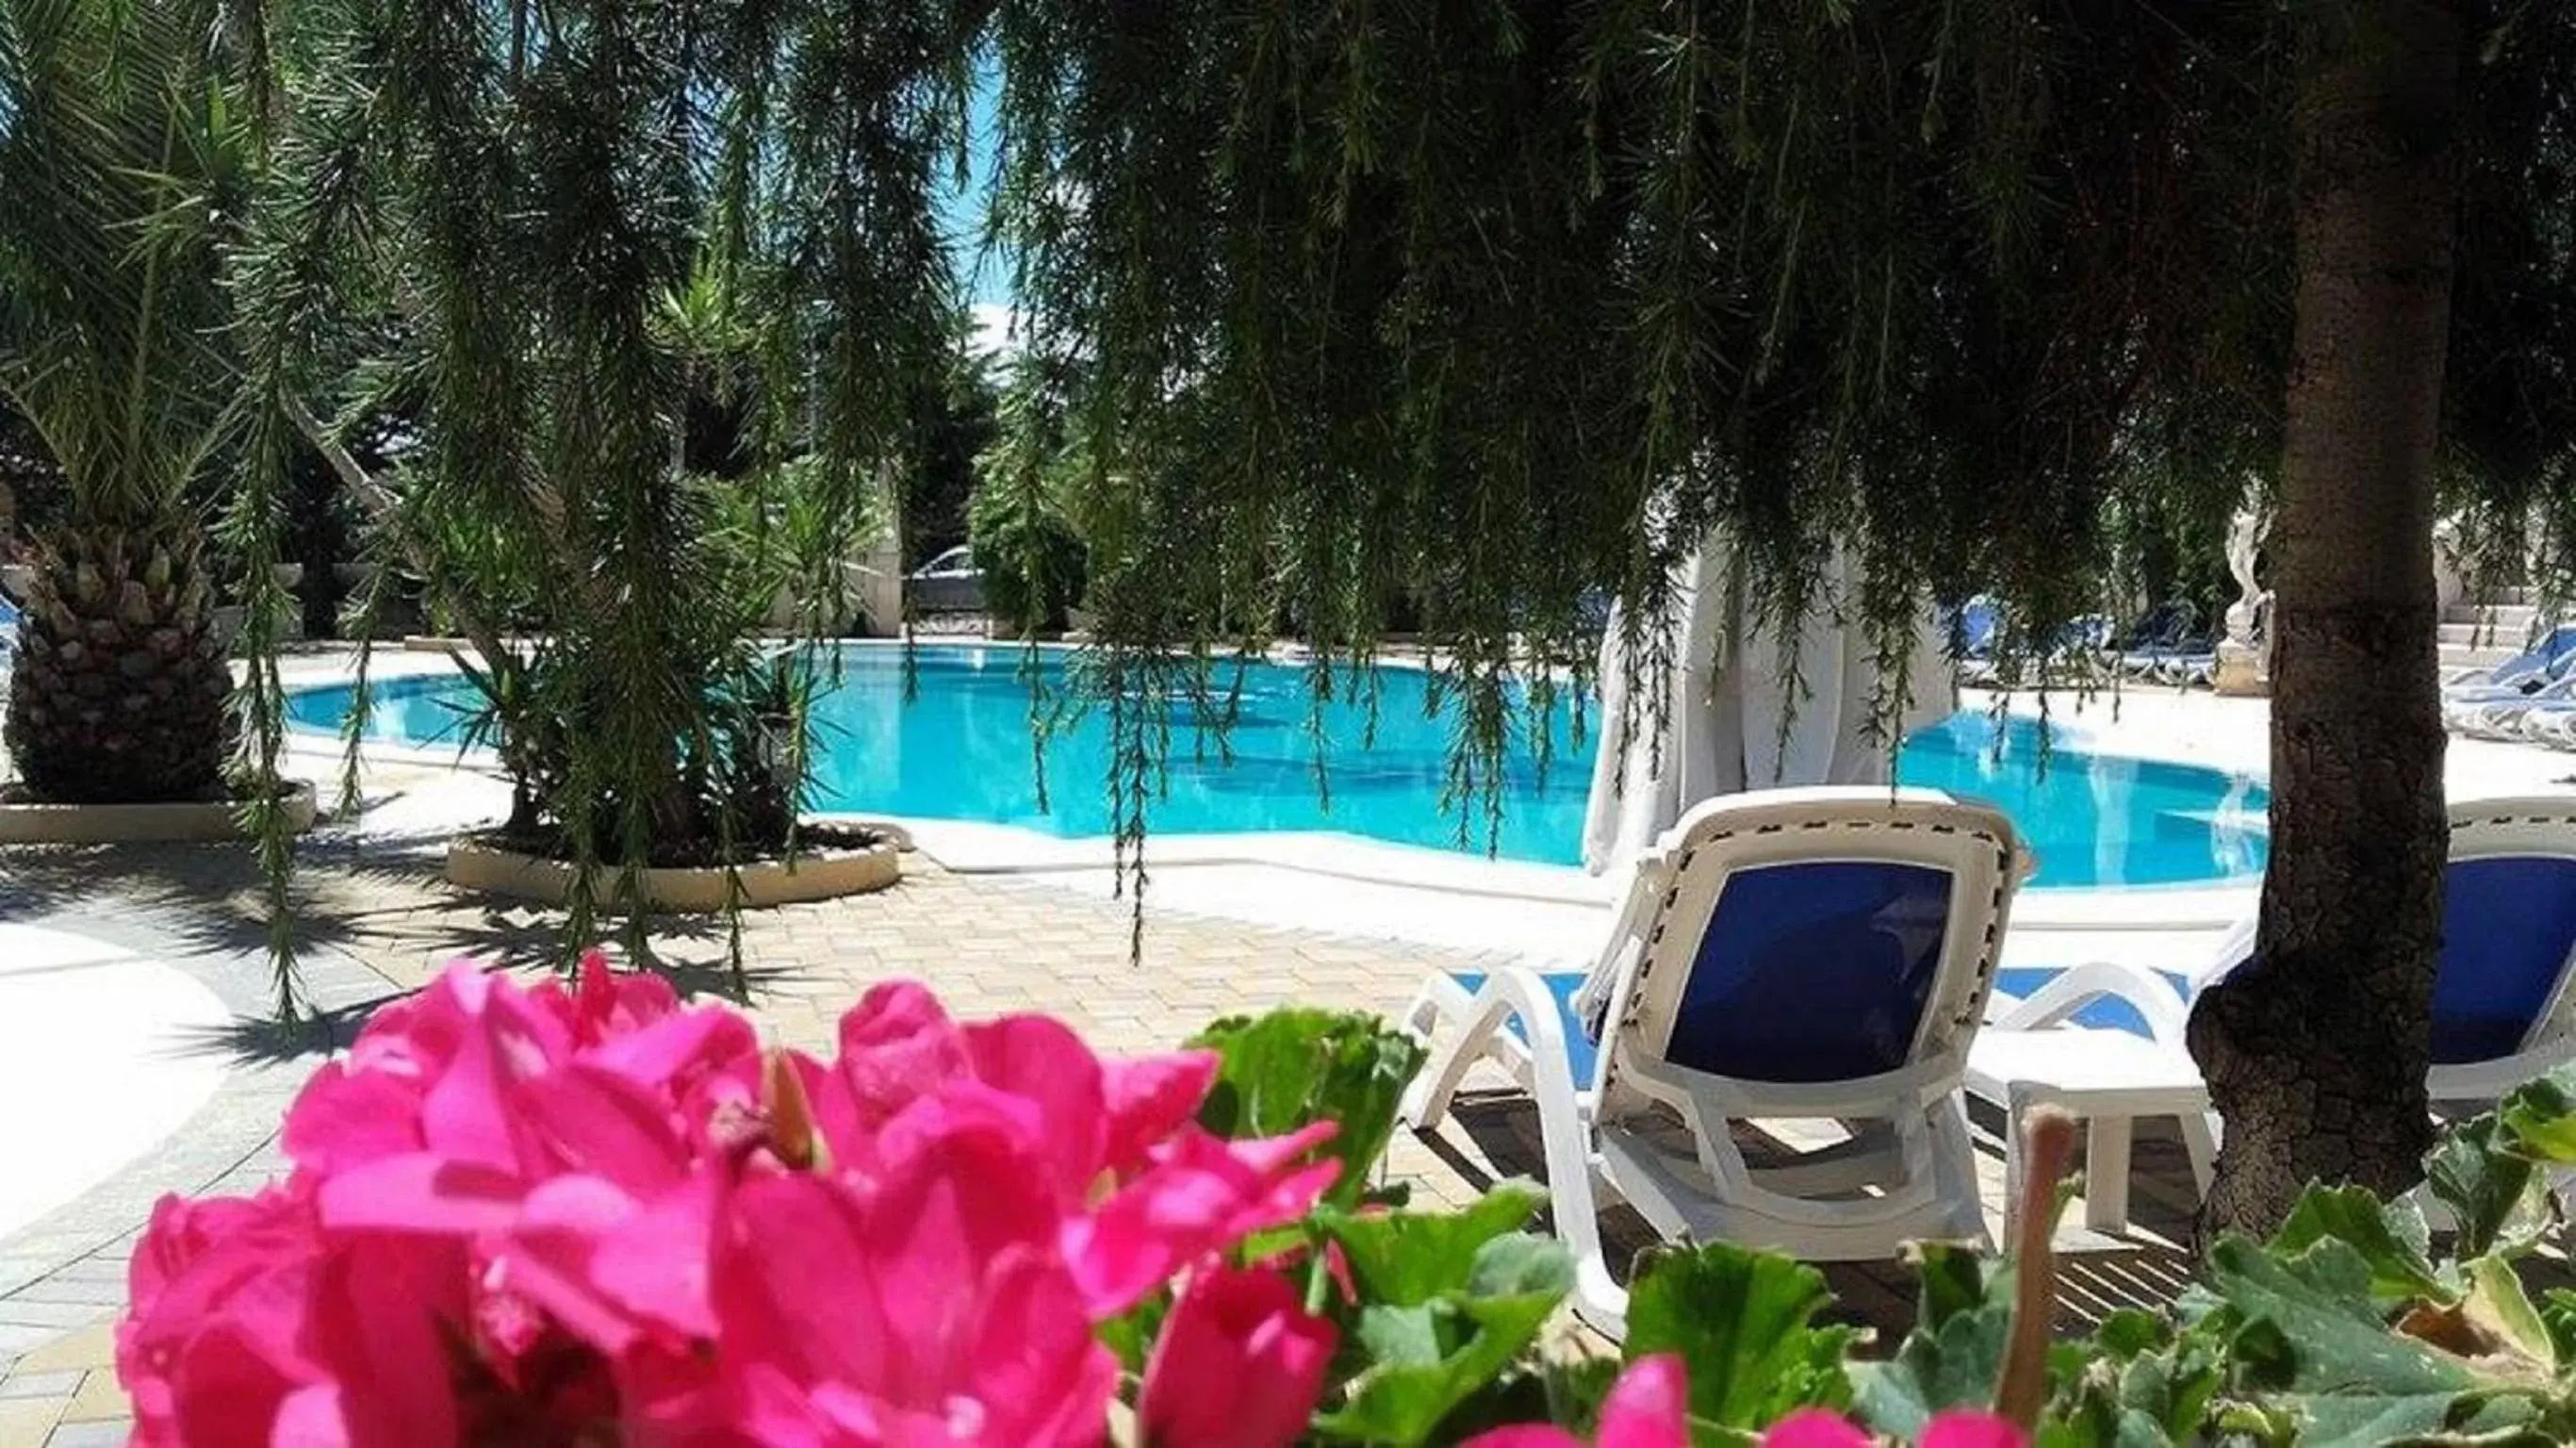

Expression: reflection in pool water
xmin=287 ymin=646 xmax=2268 ymax=889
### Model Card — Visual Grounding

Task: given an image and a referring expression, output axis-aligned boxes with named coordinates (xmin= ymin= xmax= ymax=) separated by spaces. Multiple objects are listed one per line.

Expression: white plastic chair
xmin=1399 ymin=786 xmax=2027 ymax=1337
xmin=1967 ymin=796 xmax=2576 ymax=1230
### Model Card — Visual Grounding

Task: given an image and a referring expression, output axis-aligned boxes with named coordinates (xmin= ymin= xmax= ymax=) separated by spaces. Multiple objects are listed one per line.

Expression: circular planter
xmin=446 ymin=832 xmax=901 ymax=912
xmin=0 ymin=780 xmax=319 ymax=846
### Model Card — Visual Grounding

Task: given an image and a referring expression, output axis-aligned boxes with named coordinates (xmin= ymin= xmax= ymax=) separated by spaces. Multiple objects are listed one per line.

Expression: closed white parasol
xmin=1581 ymin=543 xmax=1953 ymax=876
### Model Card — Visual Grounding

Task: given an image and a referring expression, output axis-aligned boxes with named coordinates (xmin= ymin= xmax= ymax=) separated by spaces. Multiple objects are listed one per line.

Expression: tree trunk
xmin=2187 ymin=0 xmax=2462 ymax=1235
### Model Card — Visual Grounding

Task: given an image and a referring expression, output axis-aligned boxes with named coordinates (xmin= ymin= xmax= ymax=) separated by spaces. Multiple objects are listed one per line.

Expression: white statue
xmin=2223 ymin=497 xmax=2269 ymax=649
xmin=2213 ymin=488 xmax=2273 ymax=695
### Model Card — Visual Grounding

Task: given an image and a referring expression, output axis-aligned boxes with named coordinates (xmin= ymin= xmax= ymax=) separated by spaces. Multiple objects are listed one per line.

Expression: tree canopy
xmin=979 ymin=0 xmax=2573 ymax=702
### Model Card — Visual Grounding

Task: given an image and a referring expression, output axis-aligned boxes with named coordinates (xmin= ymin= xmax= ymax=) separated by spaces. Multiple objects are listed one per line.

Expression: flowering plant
xmin=114 ymin=956 xmax=2064 ymax=1445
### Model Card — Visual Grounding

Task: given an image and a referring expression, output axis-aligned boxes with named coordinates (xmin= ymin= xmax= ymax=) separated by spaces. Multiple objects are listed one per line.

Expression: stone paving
xmin=0 ymin=801 xmax=2207 ymax=1442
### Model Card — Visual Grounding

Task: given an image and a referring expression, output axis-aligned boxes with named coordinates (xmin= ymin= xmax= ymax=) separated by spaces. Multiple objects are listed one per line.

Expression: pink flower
xmin=118 ymin=1183 xmax=483 ymax=1447
xmin=121 ymin=1184 xmax=332 ymax=1446
xmin=1466 ymin=1354 xmax=1690 ymax=1447
xmin=825 ymin=983 xmax=1340 ymax=1316
xmin=125 ymin=961 xmax=747 ymax=1444
xmin=1064 ymin=1118 xmax=1340 ymax=1314
xmin=684 ymin=1121 xmax=1119 ymax=1445
xmin=1140 ymin=1264 xmax=1336 ymax=1448
xmin=121 ymin=963 xmax=1344 ymax=1445
xmin=824 ymin=983 xmax=1234 ymax=1192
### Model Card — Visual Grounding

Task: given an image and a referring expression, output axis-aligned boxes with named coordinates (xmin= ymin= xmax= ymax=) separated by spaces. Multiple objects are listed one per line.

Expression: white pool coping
xmin=269 ymin=645 xmax=2576 ymax=977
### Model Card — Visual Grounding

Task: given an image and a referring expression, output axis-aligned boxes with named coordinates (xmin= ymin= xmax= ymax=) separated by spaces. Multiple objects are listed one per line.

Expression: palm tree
xmin=0 ymin=0 xmax=247 ymax=801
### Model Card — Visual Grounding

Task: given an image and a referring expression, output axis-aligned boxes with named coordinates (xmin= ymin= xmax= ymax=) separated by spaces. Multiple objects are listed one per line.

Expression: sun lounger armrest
xmin=1991 ymin=960 xmax=2192 ymax=1047
xmin=2430 ymin=1035 xmax=2576 ymax=1100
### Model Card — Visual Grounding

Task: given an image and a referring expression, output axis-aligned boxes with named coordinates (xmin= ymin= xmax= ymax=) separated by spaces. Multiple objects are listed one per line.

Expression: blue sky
xmin=940 ymin=65 xmax=1010 ymax=311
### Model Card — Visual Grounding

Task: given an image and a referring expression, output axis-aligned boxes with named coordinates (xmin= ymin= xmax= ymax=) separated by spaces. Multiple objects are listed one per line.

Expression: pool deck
xmin=2 ymin=647 xmax=2572 ymax=1440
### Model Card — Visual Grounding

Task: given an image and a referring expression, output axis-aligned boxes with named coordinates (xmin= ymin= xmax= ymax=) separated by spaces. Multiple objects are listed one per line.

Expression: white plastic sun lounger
xmin=1967 ymin=797 xmax=2576 ymax=1232
xmin=2453 ymin=675 xmax=2576 ymax=740
xmin=1399 ymin=786 xmax=2027 ymax=1337
xmin=2523 ymin=705 xmax=2576 ymax=751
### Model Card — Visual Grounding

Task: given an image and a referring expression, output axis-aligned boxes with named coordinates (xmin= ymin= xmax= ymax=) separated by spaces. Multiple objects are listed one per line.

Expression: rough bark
xmin=2187 ymin=0 xmax=2461 ymax=1235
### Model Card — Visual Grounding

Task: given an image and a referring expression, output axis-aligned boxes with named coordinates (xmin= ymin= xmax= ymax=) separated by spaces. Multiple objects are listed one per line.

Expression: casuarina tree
xmin=226 ymin=0 xmax=978 ymax=991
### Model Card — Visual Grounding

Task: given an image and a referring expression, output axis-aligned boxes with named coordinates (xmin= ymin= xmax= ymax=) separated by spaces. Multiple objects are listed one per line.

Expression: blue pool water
xmin=287 ymin=646 xmax=2268 ymax=888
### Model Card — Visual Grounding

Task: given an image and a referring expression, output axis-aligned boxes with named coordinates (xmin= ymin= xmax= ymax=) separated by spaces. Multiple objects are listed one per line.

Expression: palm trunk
xmin=2187 ymin=0 xmax=2462 ymax=1233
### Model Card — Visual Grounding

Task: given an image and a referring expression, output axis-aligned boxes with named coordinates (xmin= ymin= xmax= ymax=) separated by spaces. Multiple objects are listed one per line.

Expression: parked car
xmin=908 ymin=545 xmax=986 ymax=616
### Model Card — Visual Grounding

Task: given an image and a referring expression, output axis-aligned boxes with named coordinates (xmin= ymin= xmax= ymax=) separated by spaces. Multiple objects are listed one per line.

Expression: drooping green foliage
xmin=225 ymin=0 xmax=983 ymax=981
xmin=978 ymin=0 xmax=2576 ymax=894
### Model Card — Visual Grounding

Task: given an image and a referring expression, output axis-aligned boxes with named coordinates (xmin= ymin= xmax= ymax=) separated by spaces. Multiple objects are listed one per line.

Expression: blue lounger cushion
xmin=1668 ymin=860 xmax=1956 ymax=1083
xmin=2435 ymin=856 xmax=2576 ymax=1064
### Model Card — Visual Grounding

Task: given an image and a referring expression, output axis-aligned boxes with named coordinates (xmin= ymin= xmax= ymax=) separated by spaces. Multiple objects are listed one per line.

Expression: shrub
xmin=116 ymin=959 xmax=2576 ymax=1444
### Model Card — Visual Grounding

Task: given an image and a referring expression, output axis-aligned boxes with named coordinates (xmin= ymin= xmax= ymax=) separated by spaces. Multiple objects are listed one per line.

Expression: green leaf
xmin=2272 ymin=1185 xmax=2454 ymax=1305
xmin=2093 ymin=1309 xmax=2175 ymax=1359
xmin=1318 ymin=1183 xmax=1547 ymax=1306
xmin=1622 ymin=1242 xmax=1858 ymax=1430
xmin=2204 ymin=1236 xmax=2475 ymax=1397
xmin=1192 ymin=1009 xmax=1428 ymax=1209
xmin=2461 ymin=1255 xmax=2557 ymax=1371
xmin=1467 ymin=1231 xmax=1573 ymax=1299
xmin=2190 ymin=1236 xmax=2558 ymax=1448
xmin=2425 ymin=1116 xmax=2550 ymax=1259
xmin=2496 ymin=1067 xmax=2576 ymax=1165
xmin=1909 ymin=1239 xmax=2000 ymax=1331
xmin=2537 ymin=1287 xmax=2576 ymax=1366
xmin=1312 ymin=1274 xmax=1569 ymax=1444
xmin=1856 ymin=1299 xmax=2009 ymax=1438
xmin=2288 ymin=1390 xmax=2541 ymax=1448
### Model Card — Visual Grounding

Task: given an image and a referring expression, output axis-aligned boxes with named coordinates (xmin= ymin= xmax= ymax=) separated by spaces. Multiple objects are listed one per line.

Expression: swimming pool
xmin=286 ymin=645 xmax=2269 ymax=888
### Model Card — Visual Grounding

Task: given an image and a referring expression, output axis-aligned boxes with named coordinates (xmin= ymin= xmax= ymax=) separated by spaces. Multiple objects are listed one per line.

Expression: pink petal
xmin=1101 ymin=1051 xmax=1219 ymax=1173
xmin=416 ymin=980 xmax=564 ymax=1171
xmin=583 ymin=1179 xmax=723 ymax=1337
xmin=582 ymin=1008 xmax=758 ymax=1094
xmin=316 ymin=1154 xmax=528 ymax=1235
xmin=962 ymin=1014 xmax=1109 ymax=1193
xmin=271 ymin=1383 xmax=354 ymax=1446
xmin=1140 ymin=1265 xmax=1336 ymax=1448
xmin=1063 ymin=1126 xmax=1340 ymax=1315
xmin=1595 ymin=1355 xmax=1690 ymax=1448
xmin=836 ymin=981 xmax=969 ymax=1124
xmin=566 ymin=950 xmax=681 ymax=1043
xmin=713 ymin=1174 xmax=894 ymax=1387
xmin=491 ymin=1176 xmax=647 ymax=1350
xmin=281 ymin=1064 xmax=425 ymax=1174
xmin=508 ymin=1062 xmax=691 ymax=1190
xmin=966 ymin=1249 xmax=1123 ymax=1448
xmin=1218 ymin=1119 xmax=1341 ymax=1176
xmin=304 ymin=1236 xmax=464 ymax=1446
xmin=160 ymin=1325 xmax=313 ymax=1448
